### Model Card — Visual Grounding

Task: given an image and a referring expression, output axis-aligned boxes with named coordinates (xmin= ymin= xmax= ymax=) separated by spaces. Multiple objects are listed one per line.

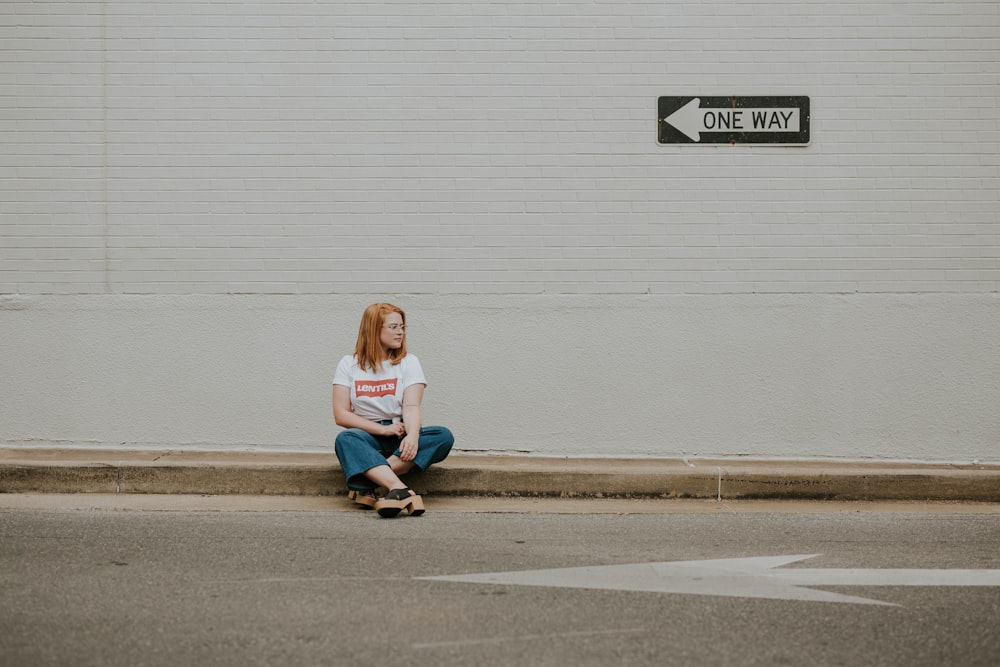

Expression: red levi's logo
xmin=355 ymin=379 xmax=397 ymax=398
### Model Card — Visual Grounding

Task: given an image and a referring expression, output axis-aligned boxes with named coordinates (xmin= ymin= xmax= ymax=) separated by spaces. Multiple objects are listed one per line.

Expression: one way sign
xmin=658 ymin=96 xmax=810 ymax=145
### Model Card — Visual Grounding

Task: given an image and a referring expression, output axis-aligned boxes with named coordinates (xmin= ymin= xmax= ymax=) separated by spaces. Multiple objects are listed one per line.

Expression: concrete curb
xmin=1 ymin=448 xmax=999 ymax=502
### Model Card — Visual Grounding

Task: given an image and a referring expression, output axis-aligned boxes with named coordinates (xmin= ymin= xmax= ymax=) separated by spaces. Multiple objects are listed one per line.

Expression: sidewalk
xmin=2 ymin=448 xmax=998 ymax=502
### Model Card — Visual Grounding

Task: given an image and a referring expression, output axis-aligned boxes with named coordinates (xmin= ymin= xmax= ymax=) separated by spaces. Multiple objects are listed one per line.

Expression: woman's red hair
xmin=354 ymin=303 xmax=407 ymax=372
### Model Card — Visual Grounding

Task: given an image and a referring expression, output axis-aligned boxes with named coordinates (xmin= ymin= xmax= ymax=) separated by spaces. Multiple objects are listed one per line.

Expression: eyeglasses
xmin=384 ymin=323 xmax=406 ymax=332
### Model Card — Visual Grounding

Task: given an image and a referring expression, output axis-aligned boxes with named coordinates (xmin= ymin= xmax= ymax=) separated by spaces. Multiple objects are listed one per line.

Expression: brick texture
xmin=2 ymin=1 xmax=999 ymax=295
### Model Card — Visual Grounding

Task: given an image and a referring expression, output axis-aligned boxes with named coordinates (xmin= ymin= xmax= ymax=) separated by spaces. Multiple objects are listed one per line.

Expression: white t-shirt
xmin=332 ymin=354 xmax=427 ymax=422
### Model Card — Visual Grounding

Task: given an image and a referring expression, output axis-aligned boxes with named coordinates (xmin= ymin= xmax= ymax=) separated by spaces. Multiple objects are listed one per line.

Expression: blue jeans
xmin=334 ymin=423 xmax=454 ymax=492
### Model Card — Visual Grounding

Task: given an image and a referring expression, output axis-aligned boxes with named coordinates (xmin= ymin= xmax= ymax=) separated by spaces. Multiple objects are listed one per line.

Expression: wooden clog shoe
xmin=374 ymin=488 xmax=425 ymax=518
xmin=347 ymin=490 xmax=378 ymax=509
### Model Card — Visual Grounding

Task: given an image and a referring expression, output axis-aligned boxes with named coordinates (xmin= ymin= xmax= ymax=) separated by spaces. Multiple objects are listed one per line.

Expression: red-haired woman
xmin=332 ymin=303 xmax=454 ymax=517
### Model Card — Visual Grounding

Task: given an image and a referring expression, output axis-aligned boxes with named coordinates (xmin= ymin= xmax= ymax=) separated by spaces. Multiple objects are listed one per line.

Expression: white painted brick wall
xmin=2 ymin=0 xmax=999 ymax=295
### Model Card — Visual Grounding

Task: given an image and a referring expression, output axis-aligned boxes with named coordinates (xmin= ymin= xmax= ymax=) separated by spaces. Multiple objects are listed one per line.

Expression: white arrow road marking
xmin=418 ymin=554 xmax=1000 ymax=606
xmin=664 ymin=98 xmax=801 ymax=142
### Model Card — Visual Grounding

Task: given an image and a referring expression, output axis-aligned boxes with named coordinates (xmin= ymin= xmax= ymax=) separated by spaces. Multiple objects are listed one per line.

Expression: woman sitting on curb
xmin=332 ymin=303 xmax=454 ymax=518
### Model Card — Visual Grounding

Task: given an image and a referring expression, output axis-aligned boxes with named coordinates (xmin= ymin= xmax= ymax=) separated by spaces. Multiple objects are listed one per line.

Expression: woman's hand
xmin=398 ymin=431 xmax=419 ymax=462
xmin=382 ymin=421 xmax=406 ymax=438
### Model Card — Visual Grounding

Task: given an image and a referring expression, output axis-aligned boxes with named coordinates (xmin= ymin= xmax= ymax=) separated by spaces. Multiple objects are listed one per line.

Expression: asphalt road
xmin=2 ymin=498 xmax=999 ymax=667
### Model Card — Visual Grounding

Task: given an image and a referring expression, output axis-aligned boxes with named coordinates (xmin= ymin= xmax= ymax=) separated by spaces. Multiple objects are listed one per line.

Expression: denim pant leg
xmin=396 ymin=425 xmax=455 ymax=472
xmin=336 ymin=425 xmax=455 ymax=491
xmin=335 ymin=428 xmax=392 ymax=492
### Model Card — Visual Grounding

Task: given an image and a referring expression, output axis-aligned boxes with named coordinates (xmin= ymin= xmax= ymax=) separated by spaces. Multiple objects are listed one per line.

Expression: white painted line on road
xmin=418 ymin=554 xmax=1000 ymax=606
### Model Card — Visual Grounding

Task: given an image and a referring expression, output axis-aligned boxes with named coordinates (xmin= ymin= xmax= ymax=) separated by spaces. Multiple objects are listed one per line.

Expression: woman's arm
xmin=398 ymin=384 xmax=424 ymax=461
xmin=332 ymin=385 xmax=405 ymax=437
